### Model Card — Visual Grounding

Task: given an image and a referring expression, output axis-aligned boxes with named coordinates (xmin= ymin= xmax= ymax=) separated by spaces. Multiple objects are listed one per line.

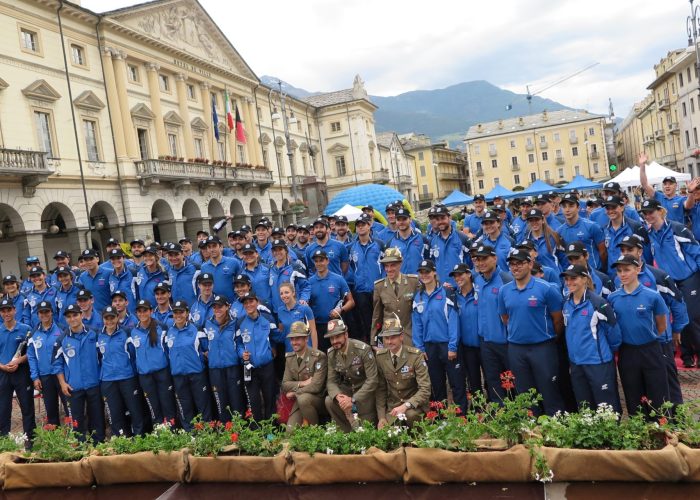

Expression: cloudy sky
xmin=85 ymin=0 xmax=692 ymax=118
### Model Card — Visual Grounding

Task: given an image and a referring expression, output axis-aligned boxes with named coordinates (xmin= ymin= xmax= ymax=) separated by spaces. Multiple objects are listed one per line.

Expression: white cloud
xmin=84 ymin=0 xmax=691 ymax=116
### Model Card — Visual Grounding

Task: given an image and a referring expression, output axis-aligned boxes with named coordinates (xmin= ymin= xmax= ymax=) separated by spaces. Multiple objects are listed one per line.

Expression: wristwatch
xmin=404 ymin=401 xmax=413 ymax=409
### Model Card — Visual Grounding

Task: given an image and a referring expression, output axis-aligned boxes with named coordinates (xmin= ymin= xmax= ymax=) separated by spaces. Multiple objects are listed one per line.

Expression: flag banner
xmin=225 ymin=91 xmax=234 ymax=130
xmin=212 ymin=97 xmax=220 ymax=140
xmin=235 ymin=106 xmax=247 ymax=144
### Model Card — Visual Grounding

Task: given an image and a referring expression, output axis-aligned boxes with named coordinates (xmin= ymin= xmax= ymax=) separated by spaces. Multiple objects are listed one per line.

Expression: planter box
xmin=676 ymin=444 xmax=700 ymax=481
xmin=404 ymin=445 xmax=532 ymax=484
xmin=89 ymin=451 xmax=187 ymax=485
xmin=291 ymin=447 xmax=405 ymax=485
xmin=540 ymin=445 xmax=687 ymax=482
xmin=0 ymin=453 xmax=19 ymax=488
xmin=3 ymin=458 xmax=93 ymax=489
xmin=186 ymin=452 xmax=291 ymax=483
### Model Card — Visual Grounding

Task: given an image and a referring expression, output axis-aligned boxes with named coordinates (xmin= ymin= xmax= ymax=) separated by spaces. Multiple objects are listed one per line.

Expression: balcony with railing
xmin=669 ymin=122 xmax=680 ymax=134
xmin=0 ymin=148 xmax=54 ymax=197
xmin=539 ymin=141 xmax=548 ymax=149
xmin=555 ymin=156 xmax=565 ymax=165
xmin=398 ymin=174 xmax=413 ymax=189
xmin=526 ymin=143 xmax=535 ymax=151
xmin=511 ymin=162 xmax=520 ymax=171
xmin=658 ymin=98 xmax=670 ymax=110
xmin=569 ymin=135 xmax=578 ymax=145
xmin=643 ymin=135 xmax=655 ymax=145
xmin=660 ymin=154 xmax=677 ymax=165
xmin=135 ymin=159 xmax=273 ymax=194
xmin=590 ymin=151 xmax=600 ymax=160
xmin=654 ymin=129 xmax=665 ymax=140
xmin=488 ymin=148 xmax=498 ymax=157
xmin=419 ymin=192 xmax=433 ymax=202
xmin=475 ymin=168 xmax=484 ymax=177
xmin=372 ymin=169 xmax=390 ymax=184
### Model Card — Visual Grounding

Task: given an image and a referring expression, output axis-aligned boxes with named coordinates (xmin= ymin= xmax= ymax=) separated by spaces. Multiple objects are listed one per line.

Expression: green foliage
xmin=288 ymin=420 xmax=409 ymax=455
xmin=536 ymin=403 xmax=665 ymax=450
xmin=29 ymin=421 xmax=90 ymax=462
xmin=95 ymin=420 xmax=191 ymax=456
xmin=411 ymin=402 xmax=483 ymax=451
xmin=0 ymin=433 xmax=26 ymax=453
xmin=470 ymin=389 xmax=541 ymax=446
xmin=653 ymin=400 xmax=700 ymax=447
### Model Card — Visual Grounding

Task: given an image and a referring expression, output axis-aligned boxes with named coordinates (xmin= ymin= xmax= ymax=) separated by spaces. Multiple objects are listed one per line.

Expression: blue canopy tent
xmin=441 ymin=189 xmax=473 ymax=207
xmin=324 ymin=184 xmax=408 ymax=220
xmin=484 ymin=184 xmax=516 ymax=201
xmin=560 ymin=175 xmax=603 ymax=192
xmin=517 ymin=180 xmax=560 ymax=198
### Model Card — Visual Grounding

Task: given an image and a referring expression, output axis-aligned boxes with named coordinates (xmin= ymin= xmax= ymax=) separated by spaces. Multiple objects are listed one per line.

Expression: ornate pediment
xmin=106 ymin=0 xmax=257 ymax=81
xmin=327 ymin=142 xmax=349 ymax=154
xmin=163 ymin=110 xmax=184 ymax=125
xmin=22 ymin=79 xmax=61 ymax=101
xmin=131 ymin=103 xmax=155 ymax=120
xmin=73 ymin=90 xmax=105 ymax=111
xmin=258 ymin=132 xmax=271 ymax=145
xmin=190 ymin=117 xmax=208 ymax=130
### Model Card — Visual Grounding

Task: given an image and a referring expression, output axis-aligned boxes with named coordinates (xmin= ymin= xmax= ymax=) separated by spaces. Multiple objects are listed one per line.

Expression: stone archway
xmin=41 ymin=202 xmax=80 ymax=265
xmin=249 ymin=198 xmax=263 ymax=220
xmin=151 ymin=199 xmax=177 ymax=244
xmin=182 ymin=199 xmax=203 ymax=241
xmin=230 ymin=199 xmax=246 ymax=229
xmin=269 ymin=198 xmax=281 ymax=226
xmin=0 ymin=203 xmax=27 ymax=276
xmin=89 ymin=201 xmax=120 ymax=259
xmin=207 ymin=198 xmax=225 ymax=233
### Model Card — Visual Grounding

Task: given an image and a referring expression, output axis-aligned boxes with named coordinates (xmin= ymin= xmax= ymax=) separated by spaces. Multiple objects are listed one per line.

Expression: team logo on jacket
xmin=56 ymin=297 xmax=63 ymax=309
xmin=206 ymin=328 xmax=215 ymax=341
xmin=34 ymin=338 xmax=43 ymax=349
xmin=135 ymin=275 xmax=142 ymax=286
xmin=132 ymin=337 xmax=141 ymax=348
xmin=192 ymin=311 xmax=201 ymax=322
xmin=528 ymin=295 xmax=538 ymax=307
xmin=97 ymin=341 xmax=106 ymax=354
xmin=29 ymin=297 xmax=36 ymax=308
xmin=66 ymin=348 xmax=76 ymax=358
xmin=415 ymin=302 xmax=424 ymax=313
xmin=328 ymin=285 xmax=336 ymax=293
xmin=315 ymin=362 xmax=321 ymax=370
xmin=166 ymin=336 xmax=174 ymax=348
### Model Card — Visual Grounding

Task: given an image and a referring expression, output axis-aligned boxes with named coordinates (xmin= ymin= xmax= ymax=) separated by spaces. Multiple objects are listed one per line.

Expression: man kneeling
xmin=376 ymin=318 xmax=431 ymax=428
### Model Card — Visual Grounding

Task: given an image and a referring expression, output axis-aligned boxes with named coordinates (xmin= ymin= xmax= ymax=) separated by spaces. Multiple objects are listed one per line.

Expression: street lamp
xmin=272 ymin=80 xmax=299 ymax=213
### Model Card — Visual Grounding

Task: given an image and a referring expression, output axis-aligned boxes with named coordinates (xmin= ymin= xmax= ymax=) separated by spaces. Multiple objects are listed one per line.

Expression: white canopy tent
xmin=332 ymin=203 xmax=364 ymax=221
xmin=615 ymin=162 xmax=691 ymax=188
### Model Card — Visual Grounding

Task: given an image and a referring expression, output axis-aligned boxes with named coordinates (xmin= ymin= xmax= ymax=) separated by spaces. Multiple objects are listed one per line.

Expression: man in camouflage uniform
xmin=324 ymin=318 xmax=378 ymax=432
xmin=281 ymin=321 xmax=328 ymax=430
xmin=375 ymin=318 xmax=431 ymax=428
xmin=371 ymin=248 xmax=420 ymax=346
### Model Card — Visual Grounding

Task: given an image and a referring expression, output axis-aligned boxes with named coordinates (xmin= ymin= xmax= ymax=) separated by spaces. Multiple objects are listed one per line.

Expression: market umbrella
xmin=518 ymin=179 xmax=560 ymax=197
xmin=442 ymin=189 xmax=473 ymax=207
xmin=332 ymin=204 xmax=364 ymax=221
xmin=484 ymin=184 xmax=516 ymax=201
xmin=560 ymin=175 xmax=603 ymax=192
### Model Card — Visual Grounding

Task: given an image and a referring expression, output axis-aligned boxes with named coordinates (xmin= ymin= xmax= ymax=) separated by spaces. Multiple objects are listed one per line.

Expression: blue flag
xmin=212 ymin=97 xmax=220 ymax=140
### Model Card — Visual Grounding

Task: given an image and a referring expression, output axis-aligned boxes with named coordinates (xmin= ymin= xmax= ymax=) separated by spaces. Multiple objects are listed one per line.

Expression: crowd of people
xmin=2 ymin=152 xmax=700 ymax=444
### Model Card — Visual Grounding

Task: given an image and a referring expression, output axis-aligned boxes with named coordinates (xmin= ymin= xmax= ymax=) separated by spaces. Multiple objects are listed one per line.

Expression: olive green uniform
xmin=371 ymin=273 xmax=420 ymax=346
xmin=281 ymin=348 xmax=328 ymax=429
xmin=325 ymin=338 xmax=378 ymax=432
xmin=375 ymin=345 xmax=431 ymax=426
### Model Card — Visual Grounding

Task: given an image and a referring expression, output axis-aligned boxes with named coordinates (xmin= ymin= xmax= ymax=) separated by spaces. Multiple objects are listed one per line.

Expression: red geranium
xmin=426 ymin=411 xmax=438 ymax=420
xmin=225 ymin=421 xmax=233 ymax=431
xmin=230 ymin=433 xmax=239 ymax=443
xmin=193 ymin=422 xmax=205 ymax=431
xmin=500 ymin=370 xmax=515 ymax=391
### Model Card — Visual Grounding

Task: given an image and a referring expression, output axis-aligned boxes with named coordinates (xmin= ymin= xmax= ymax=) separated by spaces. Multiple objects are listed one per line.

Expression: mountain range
xmin=261 ymin=76 xmax=571 ymax=146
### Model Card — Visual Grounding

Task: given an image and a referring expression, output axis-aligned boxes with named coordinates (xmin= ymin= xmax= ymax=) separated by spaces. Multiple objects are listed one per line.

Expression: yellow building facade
xmin=0 ymin=0 xmax=391 ymax=275
xmin=465 ymin=110 xmax=609 ymax=194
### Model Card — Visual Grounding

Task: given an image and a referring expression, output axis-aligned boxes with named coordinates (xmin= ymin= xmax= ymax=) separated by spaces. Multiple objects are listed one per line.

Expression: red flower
xmin=640 ymin=396 xmax=650 ymax=405
xmin=225 ymin=421 xmax=233 ymax=431
xmin=73 ymin=419 xmax=78 ymax=428
xmin=527 ymin=410 xmax=534 ymax=418
xmin=500 ymin=370 xmax=516 ymax=391
xmin=43 ymin=424 xmax=56 ymax=431
xmin=230 ymin=433 xmax=239 ymax=443
xmin=245 ymin=408 xmax=253 ymax=419
xmin=454 ymin=407 xmax=462 ymax=414
xmin=208 ymin=421 xmax=216 ymax=429
xmin=659 ymin=417 xmax=668 ymax=426
xmin=194 ymin=422 xmax=205 ymax=431
xmin=170 ymin=418 xmax=176 ymax=426
xmin=426 ymin=411 xmax=438 ymax=420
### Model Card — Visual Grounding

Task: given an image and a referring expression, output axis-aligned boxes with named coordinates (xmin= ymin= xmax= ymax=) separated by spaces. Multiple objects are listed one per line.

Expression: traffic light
xmin=609 ymin=164 xmax=617 ymax=174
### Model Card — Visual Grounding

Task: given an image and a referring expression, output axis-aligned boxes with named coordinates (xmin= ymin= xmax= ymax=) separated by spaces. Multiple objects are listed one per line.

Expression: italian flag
xmin=224 ymin=90 xmax=234 ymax=130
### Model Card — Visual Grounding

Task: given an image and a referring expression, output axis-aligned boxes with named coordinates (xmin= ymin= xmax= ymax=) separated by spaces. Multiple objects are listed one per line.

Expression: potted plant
xmin=185 ymin=415 xmax=289 ymax=483
xmin=288 ymin=420 xmax=409 ymax=485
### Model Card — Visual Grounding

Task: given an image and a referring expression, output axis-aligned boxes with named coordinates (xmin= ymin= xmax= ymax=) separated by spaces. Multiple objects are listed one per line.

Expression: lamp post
xmin=271 ymin=80 xmax=300 ymax=218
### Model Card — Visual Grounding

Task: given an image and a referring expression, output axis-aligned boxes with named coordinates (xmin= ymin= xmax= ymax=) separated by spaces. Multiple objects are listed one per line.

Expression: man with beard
xmin=130 ymin=239 xmax=147 ymax=268
xmin=386 ymin=207 xmax=429 ymax=275
xmin=305 ymin=218 xmax=349 ymax=276
xmin=464 ymin=194 xmax=487 ymax=238
xmin=285 ymin=224 xmax=298 ymax=247
xmin=293 ymin=225 xmax=312 ymax=255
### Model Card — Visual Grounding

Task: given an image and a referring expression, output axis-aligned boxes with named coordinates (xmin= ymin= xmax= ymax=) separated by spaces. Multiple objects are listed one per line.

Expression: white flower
xmin=10 ymin=432 xmax=27 ymax=448
xmin=352 ymin=413 xmax=359 ymax=420
xmin=326 ymin=448 xmax=334 ymax=455
xmin=356 ymin=425 xmax=365 ymax=433
xmin=360 ymin=447 xmax=366 ymax=455
xmin=396 ymin=413 xmax=407 ymax=421
xmin=535 ymin=469 xmax=554 ymax=483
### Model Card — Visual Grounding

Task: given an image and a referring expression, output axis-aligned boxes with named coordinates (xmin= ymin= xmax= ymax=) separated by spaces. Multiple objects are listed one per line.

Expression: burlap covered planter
xmin=290 ymin=447 xmax=405 ymax=485
xmin=3 ymin=458 xmax=94 ymax=489
xmin=539 ymin=445 xmax=688 ymax=482
xmin=0 ymin=453 xmax=19 ymax=488
xmin=404 ymin=445 xmax=532 ymax=484
xmin=676 ymin=444 xmax=700 ymax=481
xmin=186 ymin=451 xmax=291 ymax=483
xmin=89 ymin=451 xmax=187 ymax=485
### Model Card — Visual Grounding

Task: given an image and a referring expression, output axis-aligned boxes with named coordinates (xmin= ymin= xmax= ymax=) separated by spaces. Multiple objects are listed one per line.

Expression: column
xmin=145 ymin=63 xmax=168 ymax=157
xmin=17 ymin=233 xmax=45 ymax=270
xmin=175 ymin=73 xmax=194 ymax=159
xmin=241 ymin=98 xmax=257 ymax=165
xmin=199 ymin=82 xmax=213 ymax=161
xmin=111 ymin=50 xmax=139 ymax=159
xmin=100 ymin=48 xmax=127 ymax=158
xmin=246 ymin=98 xmax=262 ymax=166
